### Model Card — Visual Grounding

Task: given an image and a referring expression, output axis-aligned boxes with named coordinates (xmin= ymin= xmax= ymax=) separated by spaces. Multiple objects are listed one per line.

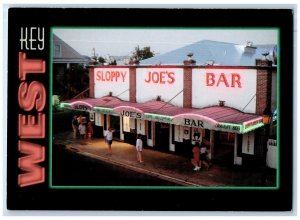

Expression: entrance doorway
xmin=213 ymin=131 xmax=235 ymax=165
xmin=155 ymin=122 xmax=170 ymax=152
xmin=109 ymin=115 xmax=120 ymax=139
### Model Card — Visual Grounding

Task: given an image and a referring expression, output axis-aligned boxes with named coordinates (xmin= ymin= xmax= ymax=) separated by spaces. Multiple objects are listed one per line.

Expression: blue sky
xmin=54 ymin=28 xmax=278 ymax=57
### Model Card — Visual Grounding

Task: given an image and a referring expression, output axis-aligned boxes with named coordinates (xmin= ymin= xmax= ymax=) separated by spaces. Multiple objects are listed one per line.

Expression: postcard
xmin=5 ymin=7 xmax=294 ymax=211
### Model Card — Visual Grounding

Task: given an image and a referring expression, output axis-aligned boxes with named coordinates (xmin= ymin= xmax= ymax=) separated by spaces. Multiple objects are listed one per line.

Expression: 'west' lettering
xmin=18 ymin=52 xmax=46 ymax=187
xmin=18 ymin=141 xmax=45 ymax=187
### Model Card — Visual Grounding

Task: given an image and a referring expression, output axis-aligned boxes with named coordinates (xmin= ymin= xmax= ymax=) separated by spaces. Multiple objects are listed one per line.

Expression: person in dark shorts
xmin=104 ymin=127 xmax=114 ymax=155
xmin=199 ymin=143 xmax=210 ymax=170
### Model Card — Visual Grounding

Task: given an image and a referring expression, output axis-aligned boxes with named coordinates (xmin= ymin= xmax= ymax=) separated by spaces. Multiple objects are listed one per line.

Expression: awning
xmin=60 ymin=96 xmax=264 ymax=134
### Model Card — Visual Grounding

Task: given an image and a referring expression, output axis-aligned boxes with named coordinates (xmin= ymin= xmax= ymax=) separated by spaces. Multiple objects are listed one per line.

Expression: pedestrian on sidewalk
xmin=136 ymin=134 xmax=143 ymax=163
xmin=191 ymin=142 xmax=201 ymax=171
xmin=104 ymin=127 xmax=114 ymax=155
xmin=71 ymin=115 xmax=78 ymax=139
xmin=78 ymin=122 xmax=86 ymax=140
xmin=199 ymin=142 xmax=210 ymax=170
xmin=77 ymin=114 xmax=83 ymax=124
xmin=87 ymin=121 xmax=94 ymax=141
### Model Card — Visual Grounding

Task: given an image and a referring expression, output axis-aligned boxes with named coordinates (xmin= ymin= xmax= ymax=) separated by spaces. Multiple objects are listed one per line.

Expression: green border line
xmin=276 ymin=29 xmax=280 ymax=187
xmin=49 ymin=31 xmax=54 ymax=187
xmin=49 ymin=27 xmax=280 ymax=190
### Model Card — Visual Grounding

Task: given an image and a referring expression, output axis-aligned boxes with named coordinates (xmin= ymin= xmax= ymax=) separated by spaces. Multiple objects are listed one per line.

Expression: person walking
xmin=87 ymin=121 xmax=94 ymax=141
xmin=77 ymin=114 xmax=83 ymax=124
xmin=78 ymin=122 xmax=86 ymax=141
xmin=104 ymin=127 xmax=114 ymax=155
xmin=71 ymin=115 xmax=78 ymax=139
xmin=199 ymin=143 xmax=210 ymax=170
xmin=191 ymin=142 xmax=201 ymax=171
xmin=136 ymin=134 xmax=143 ymax=163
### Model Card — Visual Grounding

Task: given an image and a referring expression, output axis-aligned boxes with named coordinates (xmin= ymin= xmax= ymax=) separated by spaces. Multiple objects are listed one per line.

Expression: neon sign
xmin=94 ymin=106 xmax=113 ymax=114
xmin=242 ymin=122 xmax=264 ymax=134
xmin=144 ymin=71 xmax=175 ymax=84
xmin=206 ymin=72 xmax=242 ymax=88
xmin=144 ymin=113 xmax=172 ymax=123
xmin=95 ymin=70 xmax=127 ymax=82
xmin=243 ymin=117 xmax=263 ymax=130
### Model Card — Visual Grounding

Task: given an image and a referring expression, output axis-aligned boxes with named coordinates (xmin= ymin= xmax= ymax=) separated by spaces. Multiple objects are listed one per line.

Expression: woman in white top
xmin=78 ymin=122 xmax=86 ymax=140
xmin=136 ymin=134 xmax=143 ymax=163
xmin=105 ymin=127 xmax=114 ymax=155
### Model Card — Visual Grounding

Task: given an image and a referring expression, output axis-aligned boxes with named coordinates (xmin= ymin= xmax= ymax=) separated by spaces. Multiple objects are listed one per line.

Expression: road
xmin=52 ymin=144 xmax=181 ymax=187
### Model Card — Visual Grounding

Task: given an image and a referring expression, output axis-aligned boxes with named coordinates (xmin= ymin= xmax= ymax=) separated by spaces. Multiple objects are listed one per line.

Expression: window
xmin=147 ymin=121 xmax=152 ymax=139
xmin=54 ymin=44 xmax=61 ymax=57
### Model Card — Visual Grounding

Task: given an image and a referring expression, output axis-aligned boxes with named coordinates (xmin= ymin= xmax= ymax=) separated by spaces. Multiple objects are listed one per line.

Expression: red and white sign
xmin=136 ymin=68 xmax=184 ymax=106
xmin=172 ymin=113 xmax=218 ymax=129
xmin=113 ymin=106 xmax=144 ymax=119
xmin=242 ymin=132 xmax=255 ymax=155
xmin=94 ymin=68 xmax=130 ymax=100
xmin=192 ymin=69 xmax=257 ymax=113
xmin=70 ymin=101 xmax=93 ymax=111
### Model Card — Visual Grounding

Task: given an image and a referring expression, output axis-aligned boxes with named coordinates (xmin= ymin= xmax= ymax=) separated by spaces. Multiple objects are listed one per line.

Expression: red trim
xmin=88 ymin=65 xmax=276 ymax=70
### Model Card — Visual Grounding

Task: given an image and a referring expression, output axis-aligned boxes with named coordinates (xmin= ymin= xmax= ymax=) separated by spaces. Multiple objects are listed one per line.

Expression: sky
xmin=53 ymin=28 xmax=278 ymax=57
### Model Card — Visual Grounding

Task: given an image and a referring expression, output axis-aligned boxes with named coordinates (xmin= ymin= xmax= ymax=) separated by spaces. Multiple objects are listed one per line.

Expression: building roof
xmin=140 ymin=40 xmax=277 ymax=66
xmin=53 ymin=34 xmax=89 ymax=64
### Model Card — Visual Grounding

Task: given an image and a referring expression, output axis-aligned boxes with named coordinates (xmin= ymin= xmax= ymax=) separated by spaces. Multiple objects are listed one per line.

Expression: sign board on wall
xmin=136 ymin=119 xmax=146 ymax=135
xmin=69 ymin=101 xmax=93 ymax=112
xmin=113 ymin=106 xmax=143 ymax=119
xmin=172 ymin=114 xmax=218 ymax=130
xmin=192 ymin=128 xmax=203 ymax=144
xmin=89 ymin=112 xmax=95 ymax=121
xmin=174 ymin=125 xmax=184 ymax=142
xmin=94 ymin=68 xmax=130 ymax=100
xmin=95 ymin=112 xmax=102 ymax=126
xmin=123 ymin=117 xmax=130 ymax=132
xmin=192 ymin=69 xmax=257 ymax=113
xmin=172 ymin=114 xmax=243 ymax=133
xmin=242 ymin=132 xmax=255 ymax=155
xmin=136 ymin=68 xmax=184 ymax=106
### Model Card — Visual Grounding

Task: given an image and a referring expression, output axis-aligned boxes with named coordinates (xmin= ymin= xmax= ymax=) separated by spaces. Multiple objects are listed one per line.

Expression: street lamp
xmin=261 ymin=105 xmax=272 ymax=185
xmin=263 ymin=106 xmax=272 ymax=126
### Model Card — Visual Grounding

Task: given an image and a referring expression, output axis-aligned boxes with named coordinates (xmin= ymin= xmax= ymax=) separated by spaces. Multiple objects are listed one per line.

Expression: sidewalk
xmin=53 ymin=132 xmax=277 ymax=187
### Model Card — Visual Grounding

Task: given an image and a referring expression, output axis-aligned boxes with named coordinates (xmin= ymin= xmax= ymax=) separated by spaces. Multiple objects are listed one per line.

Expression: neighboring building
xmin=60 ymin=40 xmax=277 ymax=167
xmin=140 ymin=40 xmax=277 ymax=66
xmin=52 ymin=34 xmax=90 ymax=98
xmin=53 ymin=34 xmax=89 ymax=67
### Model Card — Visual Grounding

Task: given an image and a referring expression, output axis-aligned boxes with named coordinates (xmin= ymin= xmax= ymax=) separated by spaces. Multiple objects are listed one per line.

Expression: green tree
xmin=130 ymin=45 xmax=154 ymax=61
xmin=109 ymin=60 xmax=117 ymax=65
xmin=98 ymin=56 xmax=106 ymax=64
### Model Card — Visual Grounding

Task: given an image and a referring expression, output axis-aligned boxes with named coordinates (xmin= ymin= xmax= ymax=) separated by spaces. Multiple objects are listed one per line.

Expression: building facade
xmin=60 ymin=52 xmax=277 ymax=166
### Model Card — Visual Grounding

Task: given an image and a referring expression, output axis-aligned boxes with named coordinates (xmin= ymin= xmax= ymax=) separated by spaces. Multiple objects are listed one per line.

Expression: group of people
xmin=72 ymin=115 xmax=212 ymax=169
xmin=191 ymin=141 xmax=212 ymax=171
xmin=72 ymin=115 xmax=94 ymax=140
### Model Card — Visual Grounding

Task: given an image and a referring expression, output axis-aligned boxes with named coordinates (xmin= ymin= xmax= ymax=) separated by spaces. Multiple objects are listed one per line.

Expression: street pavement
xmin=53 ymin=131 xmax=277 ymax=187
